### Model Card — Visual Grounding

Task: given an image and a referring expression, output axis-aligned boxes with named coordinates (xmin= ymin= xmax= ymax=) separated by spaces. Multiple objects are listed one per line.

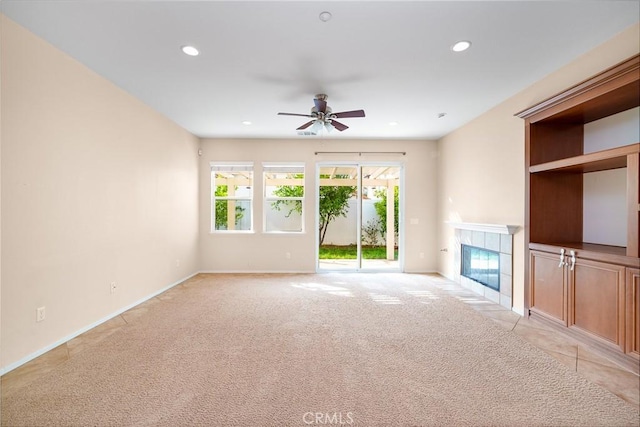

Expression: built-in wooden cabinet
xmin=518 ymin=54 xmax=640 ymax=372
xmin=531 ymin=247 xmax=627 ymax=353
xmin=569 ymin=256 xmax=626 ymax=352
xmin=530 ymin=249 xmax=568 ymax=325
xmin=627 ymin=268 xmax=640 ymax=359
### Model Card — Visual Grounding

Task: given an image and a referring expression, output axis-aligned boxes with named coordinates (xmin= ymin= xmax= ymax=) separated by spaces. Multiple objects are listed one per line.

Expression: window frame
xmin=210 ymin=162 xmax=254 ymax=233
xmin=263 ymin=163 xmax=305 ymax=234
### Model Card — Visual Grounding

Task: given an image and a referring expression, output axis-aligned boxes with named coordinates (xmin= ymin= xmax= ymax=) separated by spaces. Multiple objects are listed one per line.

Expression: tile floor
xmin=2 ymin=273 xmax=638 ymax=411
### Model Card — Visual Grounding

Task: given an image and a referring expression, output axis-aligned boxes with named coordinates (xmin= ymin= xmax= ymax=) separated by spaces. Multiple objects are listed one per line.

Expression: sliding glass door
xmin=317 ymin=163 xmax=401 ymax=271
xmin=361 ymin=165 xmax=400 ymax=270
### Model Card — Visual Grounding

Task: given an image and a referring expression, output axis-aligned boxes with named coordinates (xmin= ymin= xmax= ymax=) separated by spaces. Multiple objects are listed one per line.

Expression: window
xmin=263 ymin=164 xmax=304 ymax=233
xmin=211 ymin=164 xmax=253 ymax=232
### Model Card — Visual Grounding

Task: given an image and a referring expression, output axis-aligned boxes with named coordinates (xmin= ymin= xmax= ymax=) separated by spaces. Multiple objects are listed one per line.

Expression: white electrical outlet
xmin=285 ymin=252 xmax=291 ymax=259
xmin=36 ymin=306 xmax=46 ymax=322
xmin=176 ymin=259 xmax=180 ymax=267
xmin=110 ymin=282 xmax=117 ymax=294
xmin=419 ymin=252 xmax=425 ymax=259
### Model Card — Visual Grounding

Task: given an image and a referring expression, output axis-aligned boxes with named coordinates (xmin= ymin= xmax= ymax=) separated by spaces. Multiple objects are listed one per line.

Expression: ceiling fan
xmin=278 ymin=94 xmax=365 ymax=133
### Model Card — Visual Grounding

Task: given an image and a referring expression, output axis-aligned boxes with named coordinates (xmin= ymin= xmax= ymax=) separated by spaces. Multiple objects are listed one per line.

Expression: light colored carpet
xmin=2 ymin=273 xmax=639 ymax=426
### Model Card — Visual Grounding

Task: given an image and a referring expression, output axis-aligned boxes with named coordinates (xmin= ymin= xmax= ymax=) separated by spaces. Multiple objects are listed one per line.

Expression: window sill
xmin=210 ymin=230 xmax=255 ymax=235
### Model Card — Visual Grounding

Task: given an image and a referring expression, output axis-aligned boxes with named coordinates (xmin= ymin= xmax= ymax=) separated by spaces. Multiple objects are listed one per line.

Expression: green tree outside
xmin=214 ymin=185 xmax=244 ymax=230
xmin=373 ymin=186 xmax=399 ymax=240
xmin=272 ymin=174 xmax=356 ymax=245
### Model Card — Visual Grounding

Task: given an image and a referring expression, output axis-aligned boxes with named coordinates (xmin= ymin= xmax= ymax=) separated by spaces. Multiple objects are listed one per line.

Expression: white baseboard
xmin=512 ymin=307 xmax=525 ymax=317
xmin=199 ymin=270 xmax=438 ymax=274
xmin=198 ymin=270 xmax=314 ymax=274
xmin=435 ymin=270 xmax=456 ymax=281
xmin=0 ymin=271 xmax=199 ymax=376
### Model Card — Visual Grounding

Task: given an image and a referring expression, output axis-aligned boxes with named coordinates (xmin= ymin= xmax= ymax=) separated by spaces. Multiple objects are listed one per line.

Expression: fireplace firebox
xmin=449 ymin=223 xmax=515 ymax=309
xmin=461 ymin=245 xmax=500 ymax=291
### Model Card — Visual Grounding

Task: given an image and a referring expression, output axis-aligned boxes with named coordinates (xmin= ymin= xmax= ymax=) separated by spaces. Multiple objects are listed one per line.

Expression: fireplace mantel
xmin=446 ymin=222 xmax=518 ymax=235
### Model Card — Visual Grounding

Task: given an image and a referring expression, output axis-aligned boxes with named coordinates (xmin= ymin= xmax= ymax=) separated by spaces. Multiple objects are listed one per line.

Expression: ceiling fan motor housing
xmin=277 ymin=93 xmax=364 ymax=132
xmin=311 ymin=106 xmax=332 ymax=119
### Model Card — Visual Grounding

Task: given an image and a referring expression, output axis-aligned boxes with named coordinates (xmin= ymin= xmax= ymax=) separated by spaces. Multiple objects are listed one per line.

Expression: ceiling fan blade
xmin=332 ymin=109 xmax=365 ymax=119
xmin=296 ymin=120 xmax=315 ymax=130
xmin=330 ymin=120 xmax=349 ymax=131
xmin=314 ymin=98 xmax=327 ymax=113
xmin=278 ymin=112 xmax=314 ymax=117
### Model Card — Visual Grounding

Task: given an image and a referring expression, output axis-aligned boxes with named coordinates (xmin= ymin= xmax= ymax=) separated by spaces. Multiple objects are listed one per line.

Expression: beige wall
xmin=2 ymin=12 xmax=637 ymax=374
xmin=437 ymin=23 xmax=640 ymax=314
xmin=199 ymin=138 xmax=438 ymax=273
xmin=0 ymin=17 xmax=200 ymax=370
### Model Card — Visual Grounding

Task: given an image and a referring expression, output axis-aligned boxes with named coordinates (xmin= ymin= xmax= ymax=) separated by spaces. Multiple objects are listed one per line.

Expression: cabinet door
xmin=530 ymin=250 xmax=567 ymax=325
xmin=569 ymin=258 xmax=626 ymax=351
xmin=626 ymin=268 xmax=640 ymax=358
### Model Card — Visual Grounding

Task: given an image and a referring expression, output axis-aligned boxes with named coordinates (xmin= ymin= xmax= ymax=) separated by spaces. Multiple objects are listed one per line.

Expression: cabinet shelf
xmin=529 ymin=143 xmax=639 ymax=174
xmin=529 ymin=242 xmax=637 ymax=267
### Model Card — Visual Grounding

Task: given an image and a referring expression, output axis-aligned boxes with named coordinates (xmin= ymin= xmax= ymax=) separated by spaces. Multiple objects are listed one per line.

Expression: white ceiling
xmin=2 ymin=1 xmax=639 ymax=140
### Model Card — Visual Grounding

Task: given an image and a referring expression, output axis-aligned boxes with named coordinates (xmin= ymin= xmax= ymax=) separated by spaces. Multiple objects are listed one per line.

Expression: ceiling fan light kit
xmin=278 ymin=94 xmax=365 ymax=135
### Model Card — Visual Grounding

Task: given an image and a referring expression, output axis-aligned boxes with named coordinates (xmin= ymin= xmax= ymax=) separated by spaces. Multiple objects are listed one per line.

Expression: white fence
xmin=261 ymin=198 xmax=384 ymax=244
xmin=322 ymin=199 xmax=382 ymax=246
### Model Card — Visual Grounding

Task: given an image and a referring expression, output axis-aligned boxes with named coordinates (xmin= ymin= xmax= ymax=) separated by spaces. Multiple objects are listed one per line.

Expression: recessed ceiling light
xmin=319 ymin=11 xmax=332 ymax=22
xmin=451 ymin=41 xmax=471 ymax=52
xmin=181 ymin=45 xmax=199 ymax=56
xmin=388 ymin=121 xmax=399 ymax=126
xmin=242 ymin=121 xmax=252 ymax=126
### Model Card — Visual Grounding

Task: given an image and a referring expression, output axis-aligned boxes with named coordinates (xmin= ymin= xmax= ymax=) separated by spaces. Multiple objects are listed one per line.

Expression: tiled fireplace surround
xmin=450 ymin=223 xmax=516 ymax=310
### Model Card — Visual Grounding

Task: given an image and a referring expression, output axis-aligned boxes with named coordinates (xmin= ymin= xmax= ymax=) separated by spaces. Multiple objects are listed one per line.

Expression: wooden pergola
xmin=215 ymin=166 xmax=400 ymax=260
